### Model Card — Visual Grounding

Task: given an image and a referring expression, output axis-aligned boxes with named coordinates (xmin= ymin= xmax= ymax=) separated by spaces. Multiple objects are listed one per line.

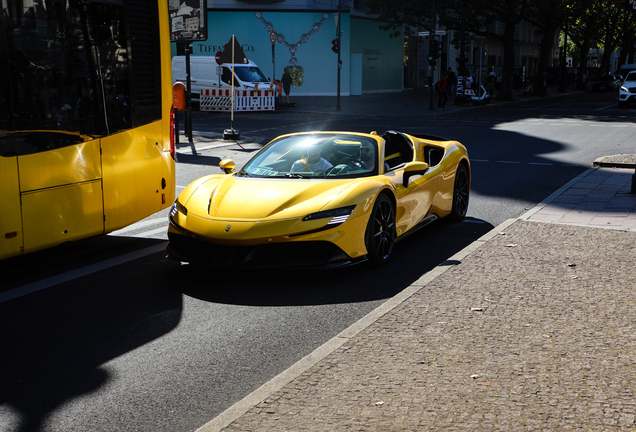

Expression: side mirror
xmin=403 ymin=161 xmax=429 ymax=187
xmin=219 ymin=158 xmax=236 ymax=174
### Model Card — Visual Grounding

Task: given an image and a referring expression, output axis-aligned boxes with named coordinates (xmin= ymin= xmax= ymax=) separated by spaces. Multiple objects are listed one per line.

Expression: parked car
xmin=618 ymin=71 xmax=636 ymax=107
xmin=589 ymin=75 xmax=621 ymax=92
xmin=167 ymin=131 xmax=471 ymax=268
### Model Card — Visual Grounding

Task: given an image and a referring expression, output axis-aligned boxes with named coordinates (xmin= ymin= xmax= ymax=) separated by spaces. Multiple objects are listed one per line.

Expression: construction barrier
xmin=200 ymin=88 xmax=233 ymax=112
xmin=200 ymin=88 xmax=276 ymax=112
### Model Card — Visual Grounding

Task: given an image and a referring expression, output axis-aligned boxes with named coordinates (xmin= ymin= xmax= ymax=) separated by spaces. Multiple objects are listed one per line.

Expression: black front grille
xmin=167 ymin=233 xmax=351 ymax=268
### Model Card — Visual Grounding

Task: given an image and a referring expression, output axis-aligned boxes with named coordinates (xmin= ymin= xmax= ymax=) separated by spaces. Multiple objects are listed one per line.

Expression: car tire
xmin=618 ymin=101 xmax=628 ymax=108
xmin=365 ymin=194 xmax=395 ymax=266
xmin=449 ymin=163 xmax=470 ymax=221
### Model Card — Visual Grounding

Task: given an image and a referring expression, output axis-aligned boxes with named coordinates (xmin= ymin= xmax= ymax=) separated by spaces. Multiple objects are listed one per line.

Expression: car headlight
xmin=170 ymin=200 xmax=188 ymax=218
xmin=302 ymin=205 xmax=356 ymax=226
xmin=621 ymin=86 xmax=628 ymax=92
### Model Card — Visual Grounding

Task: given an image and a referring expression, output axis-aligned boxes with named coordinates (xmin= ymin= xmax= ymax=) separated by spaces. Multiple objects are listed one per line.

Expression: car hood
xmin=184 ymin=175 xmax=359 ymax=220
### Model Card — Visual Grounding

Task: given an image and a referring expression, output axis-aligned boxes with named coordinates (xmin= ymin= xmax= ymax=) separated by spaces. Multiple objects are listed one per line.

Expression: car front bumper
xmin=165 ymin=206 xmax=372 ymax=268
xmin=619 ymin=89 xmax=636 ymax=104
xmin=166 ymin=227 xmax=366 ymax=268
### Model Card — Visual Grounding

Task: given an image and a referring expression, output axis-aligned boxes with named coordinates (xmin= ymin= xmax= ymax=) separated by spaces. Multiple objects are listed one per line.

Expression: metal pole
xmin=336 ymin=0 xmax=342 ymax=112
xmin=184 ymin=43 xmax=196 ymax=155
xmin=184 ymin=43 xmax=192 ymax=140
xmin=430 ymin=2 xmax=436 ymax=111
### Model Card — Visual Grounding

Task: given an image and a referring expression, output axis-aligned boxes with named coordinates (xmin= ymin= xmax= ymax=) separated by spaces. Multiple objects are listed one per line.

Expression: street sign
xmin=435 ymin=30 xmax=447 ymax=36
xmin=169 ymin=0 xmax=207 ymax=42
xmin=418 ymin=31 xmax=430 ymax=36
xmin=270 ymin=31 xmax=276 ymax=44
xmin=215 ymin=50 xmax=222 ymax=65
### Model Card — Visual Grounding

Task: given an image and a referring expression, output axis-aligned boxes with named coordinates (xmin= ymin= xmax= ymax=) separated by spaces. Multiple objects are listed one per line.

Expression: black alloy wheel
xmin=365 ymin=194 xmax=396 ymax=265
xmin=450 ymin=163 xmax=470 ymax=220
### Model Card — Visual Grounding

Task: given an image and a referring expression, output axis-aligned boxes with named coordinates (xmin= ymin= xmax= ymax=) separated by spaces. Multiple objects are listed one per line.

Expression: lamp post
xmin=336 ymin=0 xmax=342 ymax=111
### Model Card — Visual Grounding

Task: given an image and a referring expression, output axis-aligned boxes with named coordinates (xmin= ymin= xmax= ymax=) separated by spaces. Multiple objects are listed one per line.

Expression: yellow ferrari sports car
xmin=167 ymin=130 xmax=470 ymax=268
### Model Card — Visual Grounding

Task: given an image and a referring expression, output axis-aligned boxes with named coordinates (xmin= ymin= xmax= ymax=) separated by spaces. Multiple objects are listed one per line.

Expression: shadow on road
xmin=176 ymin=218 xmax=494 ymax=307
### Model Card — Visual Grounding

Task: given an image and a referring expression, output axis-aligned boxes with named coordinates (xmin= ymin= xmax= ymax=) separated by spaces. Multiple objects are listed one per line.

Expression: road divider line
xmin=0 ymin=243 xmax=167 ymax=304
xmin=109 ymin=219 xmax=168 ymax=235
xmin=130 ymin=226 xmax=169 ymax=238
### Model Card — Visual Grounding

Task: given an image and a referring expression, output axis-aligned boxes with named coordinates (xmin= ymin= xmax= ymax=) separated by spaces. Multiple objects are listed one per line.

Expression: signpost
xmin=168 ymin=0 xmax=208 ymax=155
xmin=270 ymin=31 xmax=276 ymax=87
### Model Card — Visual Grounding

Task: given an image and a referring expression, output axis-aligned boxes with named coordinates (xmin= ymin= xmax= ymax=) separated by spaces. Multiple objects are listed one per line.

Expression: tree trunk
xmin=534 ymin=25 xmax=559 ymax=96
xmin=576 ymin=36 xmax=591 ymax=90
xmin=498 ymin=24 xmax=516 ymax=101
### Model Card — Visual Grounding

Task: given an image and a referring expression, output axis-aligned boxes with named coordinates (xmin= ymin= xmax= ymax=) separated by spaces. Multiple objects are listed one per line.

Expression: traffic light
xmin=331 ymin=38 xmax=339 ymax=54
xmin=430 ymin=40 xmax=440 ymax=60
xmin=428 ymin=39 xmax=438 ymax=65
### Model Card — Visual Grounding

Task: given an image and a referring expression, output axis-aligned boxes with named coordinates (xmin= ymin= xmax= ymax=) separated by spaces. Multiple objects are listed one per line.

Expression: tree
xmin=439 ymin=0 xmax=528 ymax=101
xmin=523 ymin=0 xmax=570 ymax=96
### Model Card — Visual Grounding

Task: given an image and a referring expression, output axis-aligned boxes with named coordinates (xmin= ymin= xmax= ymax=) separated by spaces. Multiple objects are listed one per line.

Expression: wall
xmin=350 ymin=17 xmax=403 ymax=93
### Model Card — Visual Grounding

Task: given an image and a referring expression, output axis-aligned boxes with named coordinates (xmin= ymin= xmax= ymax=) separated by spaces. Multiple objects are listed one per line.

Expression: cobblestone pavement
xmin=219 ymin=220 xmax=636 ymax=431
xmin=190 ymin=166 xmax=636 ymax=432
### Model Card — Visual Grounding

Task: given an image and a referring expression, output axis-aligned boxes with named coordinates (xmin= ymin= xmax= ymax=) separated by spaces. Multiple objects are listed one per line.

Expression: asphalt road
xmin=1 ymin=90 xmax=634 ymax=432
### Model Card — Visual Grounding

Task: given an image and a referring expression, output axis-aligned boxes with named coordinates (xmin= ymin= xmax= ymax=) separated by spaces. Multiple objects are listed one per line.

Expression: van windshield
xmin=234 ymin=66 xmax=269 ymax=83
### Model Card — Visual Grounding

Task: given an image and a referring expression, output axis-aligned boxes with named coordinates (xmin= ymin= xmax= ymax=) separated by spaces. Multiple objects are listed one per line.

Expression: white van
xmin=172 ymin=56 xmax=276 ymax=101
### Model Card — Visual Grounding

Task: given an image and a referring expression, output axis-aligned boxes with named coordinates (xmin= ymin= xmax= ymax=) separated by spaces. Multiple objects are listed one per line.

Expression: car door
xmin=380 ymin=134 xmax=440 ymax=235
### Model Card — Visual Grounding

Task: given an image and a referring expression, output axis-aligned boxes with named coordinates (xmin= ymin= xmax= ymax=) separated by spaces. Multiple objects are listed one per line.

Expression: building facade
xmin=171 ymin=0 xmax=403 ymax=96
xmin=171 ymin=0 xmax=552 ymax=96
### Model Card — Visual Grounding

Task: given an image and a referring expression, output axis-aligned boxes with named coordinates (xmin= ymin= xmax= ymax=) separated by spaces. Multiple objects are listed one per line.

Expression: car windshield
xmin=234 ymin=66 xmax=269 ymax=83
xmin=240 ymin=133 xmax=379 ymax=178
xmin=626 ymin=72 xmax=636 ymax=82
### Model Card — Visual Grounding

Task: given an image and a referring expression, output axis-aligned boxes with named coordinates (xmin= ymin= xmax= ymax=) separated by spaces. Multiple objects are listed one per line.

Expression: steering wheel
xmin=326 ymin=164 xmax=351 ymax=176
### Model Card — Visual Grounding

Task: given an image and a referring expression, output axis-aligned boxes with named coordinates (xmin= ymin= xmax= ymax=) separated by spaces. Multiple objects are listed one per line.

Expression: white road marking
xmin=130 ymin=227 xmax=169 ymax=238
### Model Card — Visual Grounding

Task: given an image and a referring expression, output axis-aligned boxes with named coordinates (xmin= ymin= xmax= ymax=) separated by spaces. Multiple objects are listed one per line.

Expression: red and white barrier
xmin=200 ymin=88 xmax=276 ymax=112
xmin=200 ymin=88 xmax=233 ymax=112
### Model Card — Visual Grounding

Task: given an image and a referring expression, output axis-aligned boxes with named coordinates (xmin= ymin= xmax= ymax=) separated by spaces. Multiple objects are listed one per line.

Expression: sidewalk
xmin=195 ymin=164 xmax=636 ymax=432
xmin=183 ymin=91 xmax=636 ymax=432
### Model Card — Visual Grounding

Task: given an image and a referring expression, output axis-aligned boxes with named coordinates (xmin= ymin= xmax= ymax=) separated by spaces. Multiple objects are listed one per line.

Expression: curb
xmin=593 ymin=155 xmax=636 ymax=169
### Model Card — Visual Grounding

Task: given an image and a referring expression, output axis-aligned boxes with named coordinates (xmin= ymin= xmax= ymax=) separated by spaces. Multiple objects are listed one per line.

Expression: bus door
xmin=17 ymin=136 xmax=104 ymax=254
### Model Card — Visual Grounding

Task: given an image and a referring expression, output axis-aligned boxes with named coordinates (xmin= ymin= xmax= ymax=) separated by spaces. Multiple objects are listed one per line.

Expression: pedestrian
xmin=436 ymin=73 xmax=448 ymax=109
xmin=447 ymin=67 xmax=457 ymax=97
xmin=486 ymin=68 xmax=496 ymax=97
xmin=281 ymin=68 xmax=292 ymax=104
xmin=464 ymin=70 xmax=473 ymax=90
xmin=513 ymin=71 xmax=522 ymax=92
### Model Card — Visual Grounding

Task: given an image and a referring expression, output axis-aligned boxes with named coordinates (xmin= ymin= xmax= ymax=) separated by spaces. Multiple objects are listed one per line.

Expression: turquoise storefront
xmin=171 ymin=11 xmax=403 ymax=96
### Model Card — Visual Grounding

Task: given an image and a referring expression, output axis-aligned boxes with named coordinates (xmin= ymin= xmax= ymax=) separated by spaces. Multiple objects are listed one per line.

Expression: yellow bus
xmin=0 ymin=0 xmax=176 ymax=260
